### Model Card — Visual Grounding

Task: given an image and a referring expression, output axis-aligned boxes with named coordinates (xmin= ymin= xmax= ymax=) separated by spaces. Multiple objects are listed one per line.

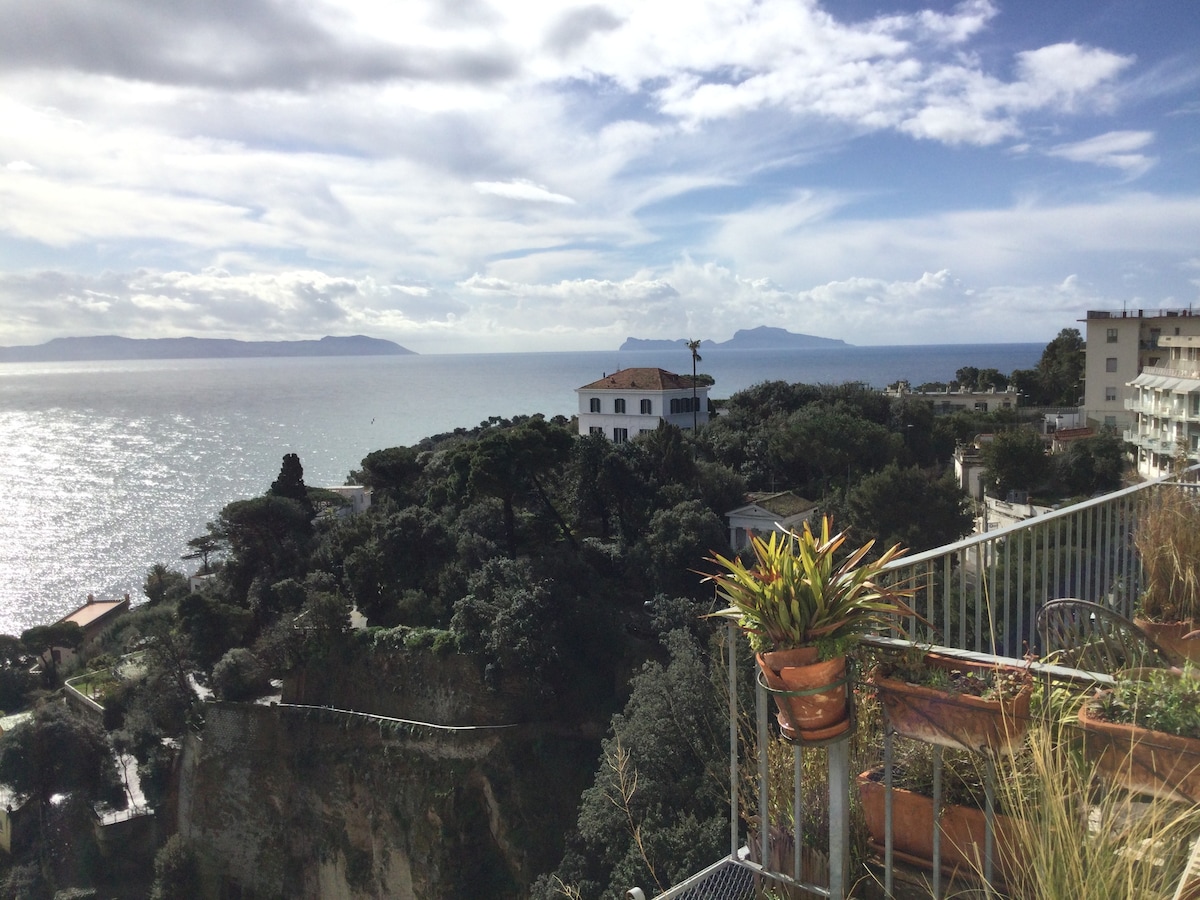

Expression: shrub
xmin=211 ymin=648 xmax=269 ymax=701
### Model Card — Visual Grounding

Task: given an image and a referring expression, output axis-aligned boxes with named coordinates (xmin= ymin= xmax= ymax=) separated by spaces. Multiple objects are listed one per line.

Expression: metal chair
xmin=1036 ymin=598 xmax=1179 ymax=675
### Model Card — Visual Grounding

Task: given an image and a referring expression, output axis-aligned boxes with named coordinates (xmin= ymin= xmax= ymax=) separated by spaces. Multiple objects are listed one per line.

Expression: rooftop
xmin=742 ymin=491 xmax=817 ymax=518
xmin=58 ymin=595 xmax=130 ymax=631
xmin=577 ymin=367 xmax=700 ymax=392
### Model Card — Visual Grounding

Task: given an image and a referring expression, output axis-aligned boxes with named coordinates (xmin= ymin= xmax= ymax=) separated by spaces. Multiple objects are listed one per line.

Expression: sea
xmin=0 ymin=343 xmax=1041 ymax=635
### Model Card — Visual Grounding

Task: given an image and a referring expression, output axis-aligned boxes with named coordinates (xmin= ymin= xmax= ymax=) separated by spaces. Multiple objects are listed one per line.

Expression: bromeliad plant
xmin=701 ymin=516 xmax=919 ymax=741
xmin=702 ymin=516 xmax=918 ymax=658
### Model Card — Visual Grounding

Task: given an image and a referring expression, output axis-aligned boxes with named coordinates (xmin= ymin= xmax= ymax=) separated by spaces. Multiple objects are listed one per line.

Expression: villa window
xmin=1105 ymin=386 xmax=1118 ymax=401
xmin=589 ymin=398 xmax=600 ymax=413
xmin=613 ymin=427 xmax=628 ymax=443
xmin=589 ymin=426 xmax=603 ymax=435
xmin=1106 ymin=357 xmax=1118 ymax=373
xmin=1107 ymin=328 xmax=1118 ymax=343
xmin=640 ymin=399 xmax=652 ymax=414
xmin=614 ymin=399 xmax=626 ymax=414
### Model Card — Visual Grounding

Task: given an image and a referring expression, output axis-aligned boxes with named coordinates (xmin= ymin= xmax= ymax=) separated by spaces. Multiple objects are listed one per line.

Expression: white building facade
xmin=576 ymin=367 xmax=710 ymax=441
xmin=1125 ymin=334 xmax=1200 ymax=479
xmin=1081 ymin=308 xmax=1200 ymax=431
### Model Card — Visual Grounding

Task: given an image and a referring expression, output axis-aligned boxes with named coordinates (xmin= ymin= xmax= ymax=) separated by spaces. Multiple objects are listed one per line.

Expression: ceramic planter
xmin=857 ymin=766 xmax=1021 ymax=887
xmin=1077 ymin=699 xmax=1200 ymax=804
xmin=873 ymin=654 xmax=1032 ymax=755
xmin=757 ymin=648 xmax=851 ymax=742
xmin=1133 ymin=617 xmax=1200 ymax=667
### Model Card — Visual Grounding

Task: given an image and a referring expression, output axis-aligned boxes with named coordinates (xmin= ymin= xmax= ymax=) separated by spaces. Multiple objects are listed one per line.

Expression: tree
xmin=0 ymin=704 xmax=124 ymax=835
xmin=838 ymin=462 xmax=973 ymax=554
xmin=182 ymin=526 xmax=224 ymax=574
xmin=1051 ymin=433 xmax=1125 ymax=496
xmin=450 ymin=558 xmax=569 ymax=691
xmin=1014 ymin=328 xmax=1085 ymax=406
xmin=217 ymin=495 xmax=314 ymax=600
xmin=448 ymin=417 xmax=575 ymax=556
xmin=144 ymin=563 xmax=189 ymax=605
xmin=637 ymin=500 xmax=727 ymax=599
xmin=982 ymin=429 xmax=1050 ymax=498
xmin=354 ymin=445 xmax=424 ymax=506
xmin=151 ymin=835 xmax=197 ymax=900
xmin=269 ymin=452 xmax=314 ymax=516
xmin=535 ymin=629 xmax=728 ymax=899
xmin=19 ymin=622 xmax=84 ymax=686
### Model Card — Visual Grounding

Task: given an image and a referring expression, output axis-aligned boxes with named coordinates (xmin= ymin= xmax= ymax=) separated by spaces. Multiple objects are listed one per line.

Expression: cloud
xmin=473 ymin=180 xmax=576 ymax=204
xmin=544 ymin=6 xmax=623 ymax=56
xmin=1047 ymin=130 xmax=1156 ymax=175
xmin=0 ymin=0 xmax=518 ymax=90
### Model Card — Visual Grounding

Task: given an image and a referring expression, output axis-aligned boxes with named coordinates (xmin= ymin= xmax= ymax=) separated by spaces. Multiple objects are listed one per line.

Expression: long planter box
xmin=1077 ymin=700 xmax=1200 ymax=804
xmin=873 ymin=654 xmax=1032 ymax=754
xmin=857 ymin=767 xmax=1021 ymax=887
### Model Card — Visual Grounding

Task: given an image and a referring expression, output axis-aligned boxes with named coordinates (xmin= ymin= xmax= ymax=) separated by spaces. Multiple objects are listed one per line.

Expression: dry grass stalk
xmin=1135 ymin=484 xmax=1200 ymax=624
xmin=959 ymin=719 xmax=1200 ymax=899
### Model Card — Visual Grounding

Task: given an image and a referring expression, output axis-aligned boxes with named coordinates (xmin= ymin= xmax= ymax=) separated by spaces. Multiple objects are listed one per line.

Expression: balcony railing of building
xmin=641 ymin=469 xmax=1200 ymax=900
xmin=1087 ymin=308 xmax=1198 ymax=319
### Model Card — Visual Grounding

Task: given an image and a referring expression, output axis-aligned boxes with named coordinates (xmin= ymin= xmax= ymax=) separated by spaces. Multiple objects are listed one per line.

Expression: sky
xmin=1 ymin=0 xmax=1198 ymax=354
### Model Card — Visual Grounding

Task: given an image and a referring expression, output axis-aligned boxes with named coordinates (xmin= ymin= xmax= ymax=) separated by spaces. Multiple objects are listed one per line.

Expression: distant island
xmin=0 ymin=334 xmax=416 ymax=363
xmin=620 ymin=326 xmax=848 ymax=352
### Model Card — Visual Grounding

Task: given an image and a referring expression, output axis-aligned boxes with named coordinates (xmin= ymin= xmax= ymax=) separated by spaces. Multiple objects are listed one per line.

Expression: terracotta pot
xmin=873 ymin=654 xmax=1032 ymax=754
xmin=1077 ymin=699 xmax=1200 ymax=804
xmin=757 ymin=648 xmax=850 ymax=742
xmin=857 ymin=767 xmax=1021 ymax=887
xmin=1133 ymin=617 xmax=1200 ymax=666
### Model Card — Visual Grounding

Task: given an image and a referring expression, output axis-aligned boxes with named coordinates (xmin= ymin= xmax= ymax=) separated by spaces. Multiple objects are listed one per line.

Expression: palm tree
xmin=686 ymin=338 xmax=702 ymax=431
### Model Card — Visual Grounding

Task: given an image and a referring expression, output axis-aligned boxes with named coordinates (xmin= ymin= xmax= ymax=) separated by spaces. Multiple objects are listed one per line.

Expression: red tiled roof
xmin=59 ymin=598 xmax=129 ymax=630
xmin=577 ymin=368 xmax=697 ymax=391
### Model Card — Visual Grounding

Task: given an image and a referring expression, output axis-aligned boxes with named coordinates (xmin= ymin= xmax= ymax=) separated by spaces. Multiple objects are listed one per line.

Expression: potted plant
xmin=703 ymin=517 xmax=916 ymax=742
xmin=1133 ymin=481 xmax=1200 ymax=665
xmin=871 ymin=647 xmax=1033 ymax=755
xmin=1076 ymin=666 xmax=1200 ymax=803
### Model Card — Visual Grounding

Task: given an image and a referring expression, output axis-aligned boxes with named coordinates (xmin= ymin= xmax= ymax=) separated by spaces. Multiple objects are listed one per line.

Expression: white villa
xmin=724 ymin=491 xmax=818 ymax=550
xmin=575 ymin=367 xmax=709 ymax=442
xmin=1125 ymin=334 xmax=1200 ymax=478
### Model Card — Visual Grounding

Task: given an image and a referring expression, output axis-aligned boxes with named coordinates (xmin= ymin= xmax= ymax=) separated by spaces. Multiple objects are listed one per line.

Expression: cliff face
xmin=175 ymin=651 xmax=602 ymax=899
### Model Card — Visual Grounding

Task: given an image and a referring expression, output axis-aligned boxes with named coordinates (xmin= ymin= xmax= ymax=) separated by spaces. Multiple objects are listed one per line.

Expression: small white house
xmin=576 ymin=368 xmax=710 ymax=441
xmin=725 ymin=492 xmax=818 ymax=550
xmin=322 ymin=485 xmax=373 ymax=516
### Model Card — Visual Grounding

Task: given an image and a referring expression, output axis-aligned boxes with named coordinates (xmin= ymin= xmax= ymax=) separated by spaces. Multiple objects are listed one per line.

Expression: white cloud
xmin=473 ymin=180 xmax=576 ymax=204
xmin=1047 ymin=130 xmax=1156 ymax=175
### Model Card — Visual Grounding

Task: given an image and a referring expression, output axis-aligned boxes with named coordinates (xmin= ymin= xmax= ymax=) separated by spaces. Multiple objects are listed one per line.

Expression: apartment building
xmin=1080 ymin=308 xmax=1200 ymax=431
xmin=1125 ymin=334 xmax=1200 ymax=479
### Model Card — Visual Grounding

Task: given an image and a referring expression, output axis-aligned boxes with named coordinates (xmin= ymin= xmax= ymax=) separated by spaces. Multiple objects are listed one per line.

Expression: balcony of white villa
xmin=637 ymin=471 xmax=1200 ymax=900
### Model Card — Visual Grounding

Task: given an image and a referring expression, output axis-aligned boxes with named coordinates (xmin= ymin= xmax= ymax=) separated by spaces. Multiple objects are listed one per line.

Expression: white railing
xmin=649 ymin=469 xmax=1200 ymax=900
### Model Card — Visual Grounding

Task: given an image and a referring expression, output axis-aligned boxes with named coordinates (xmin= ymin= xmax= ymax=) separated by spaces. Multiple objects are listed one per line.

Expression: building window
xmin=589 ymin=397 xmax=600 ymax=413
xmin=589 ymin=426 xmax=603 ymax=435
xmin=1107 ymin=328 xmax=1118 ymax=343
xmin=1105 ymin=386 xmax=1118 ymax=401
xmin=614 ymin=399 xmax=626 ymax=414
xmin=670 ymin=397 xmax=697 ymax=414
xmin=639 ymin=428 xmax=653 ymax=435
xmin=1105 ymin=357 xmax=1118 ymax=373
xmin=613 ymin=427 xmax=628 ymax=443
xmin=640 ymin=399 xmax=652 ymax=414
xmin=1104 ymin=416 xmax=1117 ymax=427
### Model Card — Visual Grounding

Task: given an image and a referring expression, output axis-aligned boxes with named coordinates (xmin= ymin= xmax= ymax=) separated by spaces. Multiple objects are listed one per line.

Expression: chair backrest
xmin=1036 ymin=598 xmax=1179 ymax=674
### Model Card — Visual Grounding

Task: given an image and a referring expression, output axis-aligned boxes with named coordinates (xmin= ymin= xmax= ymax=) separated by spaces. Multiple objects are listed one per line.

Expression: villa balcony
xmin=641 ymin=473 xmax=1200 ymax=900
